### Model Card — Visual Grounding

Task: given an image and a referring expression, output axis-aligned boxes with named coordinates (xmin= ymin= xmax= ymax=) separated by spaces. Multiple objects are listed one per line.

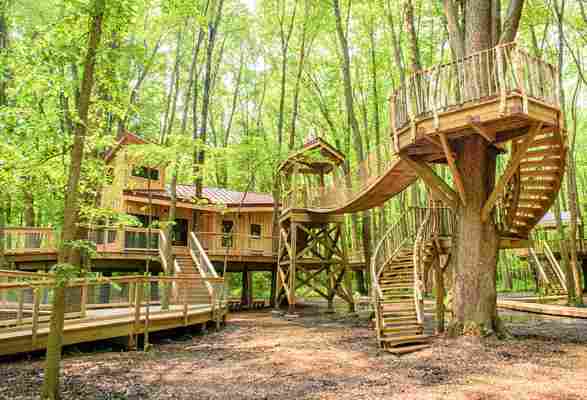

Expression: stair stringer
xmin=501 ymin=125 xmax=567 ymax=238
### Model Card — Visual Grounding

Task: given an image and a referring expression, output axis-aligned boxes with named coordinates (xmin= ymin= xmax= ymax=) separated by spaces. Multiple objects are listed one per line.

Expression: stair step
xmin=524 ymin=148 xmax=562 ymax=158
xmin=379 ymin=315 xmax=418 ymax=323
xmin=382 ymin=323 xmax=422 ymax=332
xmin=529 ymin=137 xmax=561 ymax=148
xmin=384 ymin=343 xmax=431 ymax=355
xmin=380 ymin=334 xmax=430 ymax=344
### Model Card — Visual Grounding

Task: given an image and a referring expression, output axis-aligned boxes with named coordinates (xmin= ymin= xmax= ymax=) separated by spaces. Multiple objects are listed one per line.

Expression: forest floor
xmin=1 ymin=303 xmax=587 ymax=400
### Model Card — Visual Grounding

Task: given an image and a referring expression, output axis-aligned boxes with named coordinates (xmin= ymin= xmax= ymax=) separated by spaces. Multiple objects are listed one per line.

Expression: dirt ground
xmin=1 ymin=305 xmax=587 ymax=400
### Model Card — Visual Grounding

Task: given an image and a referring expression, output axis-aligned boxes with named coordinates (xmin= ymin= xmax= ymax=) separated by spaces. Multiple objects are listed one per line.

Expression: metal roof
xmin=128 ymin=185 xmax=274 ymax=207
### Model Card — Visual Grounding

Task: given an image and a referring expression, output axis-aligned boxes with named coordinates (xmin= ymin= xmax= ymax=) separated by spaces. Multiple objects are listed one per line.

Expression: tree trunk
xmin=450 ymin=0 xmax=499 ymax=335
xmin=44 ymin=2 xmax=104 ymax=397
xmin=443 ymin=0 xmax=526 ymax=336
xmin=41 ymin=285 xmax=66 ymax=400
xmin=194 ymin=0 xmax=224 ymax=200
xmin=452 ymin=137 xmax=499 ymax=334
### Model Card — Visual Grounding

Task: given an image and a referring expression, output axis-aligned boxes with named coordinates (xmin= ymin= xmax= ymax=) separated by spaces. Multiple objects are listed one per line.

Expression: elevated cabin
xmin=4 ymin=132 xmax=278 ymax=275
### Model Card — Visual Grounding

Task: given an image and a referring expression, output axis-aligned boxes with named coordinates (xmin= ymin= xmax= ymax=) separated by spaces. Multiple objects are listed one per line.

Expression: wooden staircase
xmin=173 ymin=249 xmax=211 ymax=304
xmin=376 ymin=245 xmax=431 ymax=354
xmin=502 ymin=128 xmax=566 ymax=239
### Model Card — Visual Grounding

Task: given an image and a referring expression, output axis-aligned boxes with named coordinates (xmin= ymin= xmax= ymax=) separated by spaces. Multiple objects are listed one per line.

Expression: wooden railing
xmin=2 ymin=227 xmax=56 ymax=254
xmin=195 ymin=232 xmax=277 ymax=258
xmin=389 ymin=42 xmax=559 ymax=138
xmin=282 ymin=137 xmax=400 ymax=211
xmin=371 ymin=207 xmax=456 ymax=299
xmin=0 ymin=272 xmax=225 ymax=347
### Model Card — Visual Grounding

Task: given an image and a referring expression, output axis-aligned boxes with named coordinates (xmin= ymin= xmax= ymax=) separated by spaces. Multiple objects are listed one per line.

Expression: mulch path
xmin=1 ymin=305 xmax=586 ymax=400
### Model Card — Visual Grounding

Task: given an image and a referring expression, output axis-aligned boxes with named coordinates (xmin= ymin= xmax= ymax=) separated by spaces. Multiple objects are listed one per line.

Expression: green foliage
xmin=50 ymin=263 xmax=82 ymax=287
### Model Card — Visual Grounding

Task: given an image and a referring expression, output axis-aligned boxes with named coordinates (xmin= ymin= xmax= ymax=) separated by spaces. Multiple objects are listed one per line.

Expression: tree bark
xmin=194 ymin=0 xmax=224 ymax=199
xmin=44 ymin=2 xmax=104 ymax=397
xmin=447 ymin=0 xmax=506 ymax=335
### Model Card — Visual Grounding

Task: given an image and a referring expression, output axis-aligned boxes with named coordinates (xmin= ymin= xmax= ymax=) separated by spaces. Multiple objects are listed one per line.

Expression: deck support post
xmin=269 ymin=266 xmax=277 ymax=307
xmin=277 ymin=212 xmax=354 ymax=314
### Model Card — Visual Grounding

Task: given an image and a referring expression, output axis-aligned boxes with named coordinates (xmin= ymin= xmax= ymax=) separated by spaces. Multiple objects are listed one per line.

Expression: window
xmin=250 ymin=224 xmax=261 ymax=238
xmin=221 ymin=220 xmax=234 ymax=247
xmin=131 ymin=166 xmax=159 ymax=180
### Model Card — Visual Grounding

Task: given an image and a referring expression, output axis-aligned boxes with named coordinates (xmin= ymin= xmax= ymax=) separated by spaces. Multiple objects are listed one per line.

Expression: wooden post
xmin=131 ymin=278 xmax=142 ymax=350
xmin=269 ymin=266 xmax=277 ymax=307
xmin=183 ymin=278 xmax=189 ymax=326
xmin=434 ymin=257 xmax=445 ymax=334
xmin=496 ymin=45 xmax=507 ymax=114
xmin=31 ymin=287 xmax=41 ymax=346
xmin=128 ymin=282 xmax=135 ymax=309
xmin=144 ymin=279 xmax=150 ymax=351
xmin=80 ymin=280 xmax=88 ymax=318
xmin=241 ymin=266 xmax=249 ymax=308
xmin=17 ymin=288 xmax=24 ymax=325
xmin=288 ymin=222 xmax=297 ymax=314
xmin=340 ymin=223 xmax=354 ymax=312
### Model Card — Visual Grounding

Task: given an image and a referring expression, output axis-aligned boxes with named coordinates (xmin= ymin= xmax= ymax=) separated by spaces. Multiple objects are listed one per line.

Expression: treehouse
xmin=4 ymin=132 xmax=278 ymax=276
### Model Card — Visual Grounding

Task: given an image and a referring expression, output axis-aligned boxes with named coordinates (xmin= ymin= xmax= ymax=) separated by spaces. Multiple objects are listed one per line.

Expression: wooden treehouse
xmin=3 ymin=132 xmax=283 ymax=309
xmin=270 ymin=43 xmax=565 ymax=353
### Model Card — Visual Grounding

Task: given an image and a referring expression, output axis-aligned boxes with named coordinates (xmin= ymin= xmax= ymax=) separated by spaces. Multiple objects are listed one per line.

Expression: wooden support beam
xmin=422 ymin=135 xmax=444 ymax=150
xmin=482 ymin=122 xmax=543 ymax=222
xmin=468 ymin=116 xmax=496 ymax=142
xmin=400 ymin=155 xmax=459 ymax=210
xmin=438 ymin=133 xmax=466 ymax=205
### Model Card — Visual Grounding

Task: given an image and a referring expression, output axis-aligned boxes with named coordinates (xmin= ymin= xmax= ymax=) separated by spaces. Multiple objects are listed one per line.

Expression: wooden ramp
xmin=309 ymin=157 xmax=417 ymax=215
xmin=497 ymin=299 xmax=587 ymax=319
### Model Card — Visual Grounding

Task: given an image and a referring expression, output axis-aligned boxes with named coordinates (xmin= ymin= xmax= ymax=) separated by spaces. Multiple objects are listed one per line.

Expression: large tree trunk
xmin=0 ymin=3 xmax=9 ymax=269
xmin=193 ymin=0 xmax=224 ymax=232
xmin=449 ymin=0 xmax=503 ymax=335
xmin=452 ymin=137 xmax=499 ymax=334
xmin=43 ymin=1 xmax=104 ymax=398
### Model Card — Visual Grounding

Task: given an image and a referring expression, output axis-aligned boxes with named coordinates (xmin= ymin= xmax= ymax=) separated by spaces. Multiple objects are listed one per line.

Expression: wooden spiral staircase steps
xmin=503 ymin=128 xmax=566 ymax=239
xmin=376 ymin=247 xmax=431 ymax=355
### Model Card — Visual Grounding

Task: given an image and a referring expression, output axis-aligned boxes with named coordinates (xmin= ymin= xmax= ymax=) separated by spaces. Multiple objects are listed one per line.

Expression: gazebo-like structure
xmin=275 ymin=137 xmax=355 ymax=313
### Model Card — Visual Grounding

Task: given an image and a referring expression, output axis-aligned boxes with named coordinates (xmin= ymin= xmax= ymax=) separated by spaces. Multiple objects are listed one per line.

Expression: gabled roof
xmin=104 ymin=131 xmax=150 ymax=163
xmin=126 ymin=185 xmax=274 ymax=207
xmin=278 ymin=136 xmax=346 ymax=174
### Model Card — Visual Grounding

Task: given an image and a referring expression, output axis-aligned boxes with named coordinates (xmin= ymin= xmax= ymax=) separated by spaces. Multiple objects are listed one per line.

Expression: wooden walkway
xmin=497 ymin=298 xmax=587 ymax=319
xmin=0 ymin=304 xmax=226 ymax=356
xmin=0 ymin=271 xmax=227 ymax=357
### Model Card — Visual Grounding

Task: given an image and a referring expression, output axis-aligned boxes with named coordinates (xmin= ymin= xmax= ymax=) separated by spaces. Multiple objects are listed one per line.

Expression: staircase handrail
xmin=528 ymin=244 xmax=551 ymax=285
xmin=543 ymin=240 xmax=567 ymax=292
xmin=189 ymin=232 xmax=218 ymax=278
xmin=189 ymin=232 xmax=225 ymax=308
xmin=371 ymin=208 xmax=418 ymax=300
xmin=413 ymin=206 xmax=434 ymax=325
xmin=158 ymin=230 xmax=170 ymax=274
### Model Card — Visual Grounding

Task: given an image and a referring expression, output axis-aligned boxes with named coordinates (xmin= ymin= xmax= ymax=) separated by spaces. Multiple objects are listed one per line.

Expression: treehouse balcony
xmin=389 ymin=42 xmax=562 ymax=160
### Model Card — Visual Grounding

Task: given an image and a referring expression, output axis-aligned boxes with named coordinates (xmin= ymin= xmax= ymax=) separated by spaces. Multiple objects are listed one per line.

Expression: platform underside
xmin=397 ymin=95 xmax=560 ymax=162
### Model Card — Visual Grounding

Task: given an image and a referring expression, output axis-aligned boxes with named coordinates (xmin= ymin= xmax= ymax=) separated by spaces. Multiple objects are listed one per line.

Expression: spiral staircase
xmin=371 ymin=208 xmax=446 ymax=354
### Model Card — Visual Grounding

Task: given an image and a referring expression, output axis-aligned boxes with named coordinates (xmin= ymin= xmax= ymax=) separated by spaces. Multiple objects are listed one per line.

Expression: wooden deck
xmin=0 ymin=304 xmax=226 ymax=356
xmin=0 ymin=272 xmax=227 ymax=356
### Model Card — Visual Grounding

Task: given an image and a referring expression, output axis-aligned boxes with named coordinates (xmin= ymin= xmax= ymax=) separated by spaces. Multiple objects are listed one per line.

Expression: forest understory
xmin=1 ymin=305 xmax=586 ymax=400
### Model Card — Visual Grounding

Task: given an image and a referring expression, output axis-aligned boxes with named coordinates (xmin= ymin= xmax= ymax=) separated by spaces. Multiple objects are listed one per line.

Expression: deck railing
xmin=195 ymin=232 xmax=277 ymax=257
xmin=2 ymin=227 xmax=56 ymax=254
xmin=283 ymin=137 xmax=399 ymax=211
xmin=389 ymin=42 xmax=559 ymax=137
xmin=0 ymin=272 xmax=225 ymax=350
